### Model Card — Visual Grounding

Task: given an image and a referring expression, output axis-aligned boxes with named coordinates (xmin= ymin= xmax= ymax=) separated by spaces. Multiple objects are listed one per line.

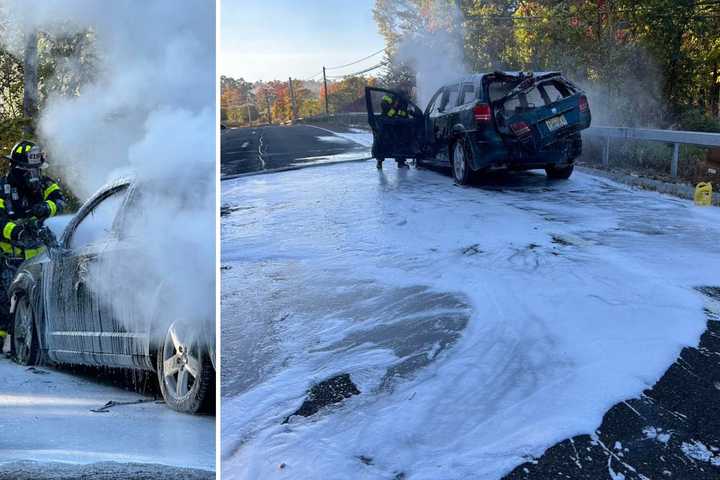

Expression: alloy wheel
xmin=161 ymin=322 xmax=202 ymax=401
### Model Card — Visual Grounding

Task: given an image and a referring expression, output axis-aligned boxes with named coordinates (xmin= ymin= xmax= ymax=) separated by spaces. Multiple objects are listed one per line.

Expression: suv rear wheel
xmin=157 ymin=321 xmax=214 ymax=414
xmin=451 ymin=138 xmax=474 ymax=185
xmin=545 ymin=164 xmax=574 ymax=180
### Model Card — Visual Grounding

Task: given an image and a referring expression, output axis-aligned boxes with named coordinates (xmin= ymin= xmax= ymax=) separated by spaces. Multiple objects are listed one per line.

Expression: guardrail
xmin=297 ymin=112 xmax=368 ymax=126
xmin=582 ymin=126 xmax=720 ymax=177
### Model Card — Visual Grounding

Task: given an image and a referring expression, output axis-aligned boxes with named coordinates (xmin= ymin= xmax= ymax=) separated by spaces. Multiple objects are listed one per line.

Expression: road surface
xmin=222 ymin=148 xmax=720 ymax=479
xmin=221 ymin=124 xmax=370 ymax=177
xmin=0 ymin=357 xmax=215 ymax=478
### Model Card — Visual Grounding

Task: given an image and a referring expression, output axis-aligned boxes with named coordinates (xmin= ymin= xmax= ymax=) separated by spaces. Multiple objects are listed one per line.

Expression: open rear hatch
xmin=488 ymin=71 xmax=590 ymax=153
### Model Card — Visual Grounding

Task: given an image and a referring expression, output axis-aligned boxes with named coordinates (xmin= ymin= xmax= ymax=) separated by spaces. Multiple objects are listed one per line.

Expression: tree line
xmin=0 ymin=6 xmax=96 ymax=161
xmin=224 ymin=0 xmax=719 ymax=131
xmin=220 ymin=76 xmax=378 ymax=126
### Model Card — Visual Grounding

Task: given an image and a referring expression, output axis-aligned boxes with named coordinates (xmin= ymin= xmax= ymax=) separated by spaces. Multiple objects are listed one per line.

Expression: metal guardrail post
xmin=603 ymin=136 xmax=610 ymax=166
xmin=671 ymin=143 xmax=679 ymax=177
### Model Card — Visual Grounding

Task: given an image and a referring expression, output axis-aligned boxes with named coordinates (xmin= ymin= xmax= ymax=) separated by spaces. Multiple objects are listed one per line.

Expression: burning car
xmin=366 ymin=71 xmax=591 ymax=184
xmin=8 ymin=177 xmax=215 ymax=414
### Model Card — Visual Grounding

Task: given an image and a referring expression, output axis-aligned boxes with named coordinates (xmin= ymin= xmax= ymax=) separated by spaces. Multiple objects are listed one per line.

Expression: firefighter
xmin=0 ymin=140 xmax=66 ymax=344
xmin=377 ymin=93 xmax=410 ymax=169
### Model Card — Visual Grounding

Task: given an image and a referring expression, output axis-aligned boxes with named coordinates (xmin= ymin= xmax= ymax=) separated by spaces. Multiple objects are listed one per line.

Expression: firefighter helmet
xmin=4 ymin=140 xmax=46 ymax=169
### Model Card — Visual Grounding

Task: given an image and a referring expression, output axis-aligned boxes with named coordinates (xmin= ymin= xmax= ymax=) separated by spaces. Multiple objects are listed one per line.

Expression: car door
xmin=48 ymin=183 xmax=130 ymax=364
xmin=101 ymin=184 xmax=153 ymax=367
xmin=426 ymin=83 xmax=460 ymax=165
xmin=365 ymin=86 xmax=425 ymax=159
xmin=423 ymin=87 xmax=446 ymax=165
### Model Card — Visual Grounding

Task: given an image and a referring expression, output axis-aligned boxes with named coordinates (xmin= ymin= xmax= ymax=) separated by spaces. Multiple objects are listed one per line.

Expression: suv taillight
xmin=511 ymin=121 xmax=531 ymax=136
xmin=473 ymin=103 xmax=491 ymax=122
xmin=579 ymin=95 xmax=589 ymax=113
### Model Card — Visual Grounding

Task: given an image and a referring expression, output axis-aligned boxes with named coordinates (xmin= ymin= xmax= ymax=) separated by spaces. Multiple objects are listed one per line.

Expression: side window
xmin=68 ymin=186 xmax=128 ymax=250
xmin=458 ymin=83 xmax=476 ymax=105
xmin=443 ymin=84 xmax=459 ymax=110
xmin=427 ymin=89 xmax=444 ymax=116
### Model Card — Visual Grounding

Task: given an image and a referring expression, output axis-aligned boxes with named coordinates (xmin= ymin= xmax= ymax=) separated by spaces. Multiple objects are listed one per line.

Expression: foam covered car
xmin=9 ymin=177 xmax=215 ymax=414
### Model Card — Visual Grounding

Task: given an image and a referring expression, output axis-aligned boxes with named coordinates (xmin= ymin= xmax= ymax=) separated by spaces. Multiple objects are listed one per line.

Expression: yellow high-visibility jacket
xmin=0 ymin=176 xmax=66 ymax=259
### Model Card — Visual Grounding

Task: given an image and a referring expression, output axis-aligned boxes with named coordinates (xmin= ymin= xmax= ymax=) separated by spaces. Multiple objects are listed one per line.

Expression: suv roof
xmin=449 ymin=71 xmax=562 ymax=87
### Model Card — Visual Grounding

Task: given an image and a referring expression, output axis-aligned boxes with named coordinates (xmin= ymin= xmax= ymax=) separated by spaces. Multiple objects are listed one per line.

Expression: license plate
xmin=545 ymin=115 xmax=567 ymax=131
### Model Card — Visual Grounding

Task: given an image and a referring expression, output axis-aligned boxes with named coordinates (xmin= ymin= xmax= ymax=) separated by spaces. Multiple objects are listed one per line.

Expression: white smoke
xmin=394 ymin=1 xmax=467 ymax=106
xmin=0 ymin=1 xmax=215 ymax=344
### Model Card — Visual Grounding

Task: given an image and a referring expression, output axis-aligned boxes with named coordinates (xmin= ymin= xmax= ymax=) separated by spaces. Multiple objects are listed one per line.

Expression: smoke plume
xmin=0 ymin=0 xmax=215 ymax=346
xmin=394 ymin=1 xmax=467 ymax=106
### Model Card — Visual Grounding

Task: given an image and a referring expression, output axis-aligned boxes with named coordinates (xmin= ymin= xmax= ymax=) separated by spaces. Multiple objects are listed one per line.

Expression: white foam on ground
xmin=222 ymin=163 xmax=720 ymax=479
xmin=0 ymin=358 xmax=214 ymax=471
xmin=305 ymin=124 xmax=374 ymax=147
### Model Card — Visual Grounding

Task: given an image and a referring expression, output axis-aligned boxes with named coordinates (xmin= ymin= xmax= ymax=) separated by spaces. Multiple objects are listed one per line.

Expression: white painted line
xmin=241 ymin=141 xmax=249 ymax=149
xmin=257 ymin=134 xmax=266 ymax=170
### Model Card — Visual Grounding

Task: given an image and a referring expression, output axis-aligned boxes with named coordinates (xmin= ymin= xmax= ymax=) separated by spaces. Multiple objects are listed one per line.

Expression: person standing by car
xmin=0 ymin=140 xmax=66 ymax=346
xmin=376 ymin=92 xmax=411 ymax=169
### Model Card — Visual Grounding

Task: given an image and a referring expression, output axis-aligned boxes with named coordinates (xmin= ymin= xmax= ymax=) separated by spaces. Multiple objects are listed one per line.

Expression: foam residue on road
xmin=306 ymin=125 xmax=374 ymax=148
xmin=222 ymin=163 xmax=720 ymax=479
xmin=0 ymin=357 xmax=214 ymax=470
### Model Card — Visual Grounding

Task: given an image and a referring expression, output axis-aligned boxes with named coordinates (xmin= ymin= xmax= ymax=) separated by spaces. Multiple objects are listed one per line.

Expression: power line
xmin=326 ymin=61 xmax=387 ymax=79
xmin=325 ymin=47 xmax=386 ymax=70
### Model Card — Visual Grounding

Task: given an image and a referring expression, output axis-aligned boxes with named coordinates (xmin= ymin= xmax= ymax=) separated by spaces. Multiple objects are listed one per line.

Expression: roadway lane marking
xmin=257 ymin=133 xmax=266 ymax=170
xmin=241 ymin=141 xmax=249 ymax=149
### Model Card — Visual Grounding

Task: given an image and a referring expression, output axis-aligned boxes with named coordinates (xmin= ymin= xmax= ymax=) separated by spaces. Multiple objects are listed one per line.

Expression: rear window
xmin=488 ymin=81 xmax=516 ymax=103
xmin=524 ymin=87 xmax=545 ymax=108
xmin=541 ymin=81 xmax=573 ymax=102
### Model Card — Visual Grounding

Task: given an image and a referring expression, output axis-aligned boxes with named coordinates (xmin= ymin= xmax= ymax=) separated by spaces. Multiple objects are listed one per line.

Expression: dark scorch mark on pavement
xmin=283 ymin=373 xmax=360 ymax=423
xmin=504 ymin=286 xmax=720 ymax=480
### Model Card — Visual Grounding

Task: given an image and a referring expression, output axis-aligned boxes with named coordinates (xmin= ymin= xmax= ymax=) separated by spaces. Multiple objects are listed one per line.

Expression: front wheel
xmin=157 ymin=321 xmax=214 ymax=414
xmin=13 ymin=295 xmax=40 ymax=366
xmin=545 ymin=164 xmax=574 ymax=180
xmin=451 ymin=138 xmax=474 ymax=185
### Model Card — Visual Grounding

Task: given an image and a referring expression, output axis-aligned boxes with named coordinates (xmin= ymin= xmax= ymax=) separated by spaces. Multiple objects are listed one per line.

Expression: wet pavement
xmin=221 ymin=124 xmax=369 ymax=177
xmin=0 ymin=357 xmax=215 ymax=472
xmin=0 ymin=461 xmax=214 ymax=480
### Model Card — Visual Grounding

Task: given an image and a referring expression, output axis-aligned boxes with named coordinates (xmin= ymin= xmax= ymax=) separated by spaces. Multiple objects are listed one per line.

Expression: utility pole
xmin=265 ymin=94 xmax=272 ymax=124
xmin=247 ymin=103 xmax=252 ymax=126
xmin=322 ymin=66 xmax=329 ymax=116
xmin=288 ymin=77 xmax=298 ymax=123
xmin=23 ymin=31 xmax=38 ymax=136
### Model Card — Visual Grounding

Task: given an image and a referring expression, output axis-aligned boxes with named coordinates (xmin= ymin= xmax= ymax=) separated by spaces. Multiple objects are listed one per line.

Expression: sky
xmin=221 ymin=0 xmax=386 ymax=82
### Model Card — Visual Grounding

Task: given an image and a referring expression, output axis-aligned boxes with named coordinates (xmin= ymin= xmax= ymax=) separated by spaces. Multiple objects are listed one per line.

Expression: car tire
xmin=545 ymin=164 xmax=574 ymax=180
xmin=13 ymin=295 xmax=40 ymax=366
xmin=157 ymin=321 xmax=214 ymax=414
xmin=451 ymin=137 xmax=474 ymax=185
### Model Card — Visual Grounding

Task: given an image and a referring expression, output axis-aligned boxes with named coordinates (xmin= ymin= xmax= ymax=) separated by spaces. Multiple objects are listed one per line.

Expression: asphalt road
xmin=221 ymin=124 xmax=369 ymax=177
xmin=0 ymin=461 xmax=213 ymax=480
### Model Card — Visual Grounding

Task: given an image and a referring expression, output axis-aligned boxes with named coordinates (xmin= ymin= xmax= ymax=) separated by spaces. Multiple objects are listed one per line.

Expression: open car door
xmin=487 ymin=72 xmax=591 ymax=153
xmin=365 ymin=86 xmax=424 ymax=159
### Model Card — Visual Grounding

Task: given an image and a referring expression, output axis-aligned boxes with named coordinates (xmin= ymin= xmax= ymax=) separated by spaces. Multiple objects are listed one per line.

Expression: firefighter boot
xmin=376 ymin=158 xmax=384 ymax=169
